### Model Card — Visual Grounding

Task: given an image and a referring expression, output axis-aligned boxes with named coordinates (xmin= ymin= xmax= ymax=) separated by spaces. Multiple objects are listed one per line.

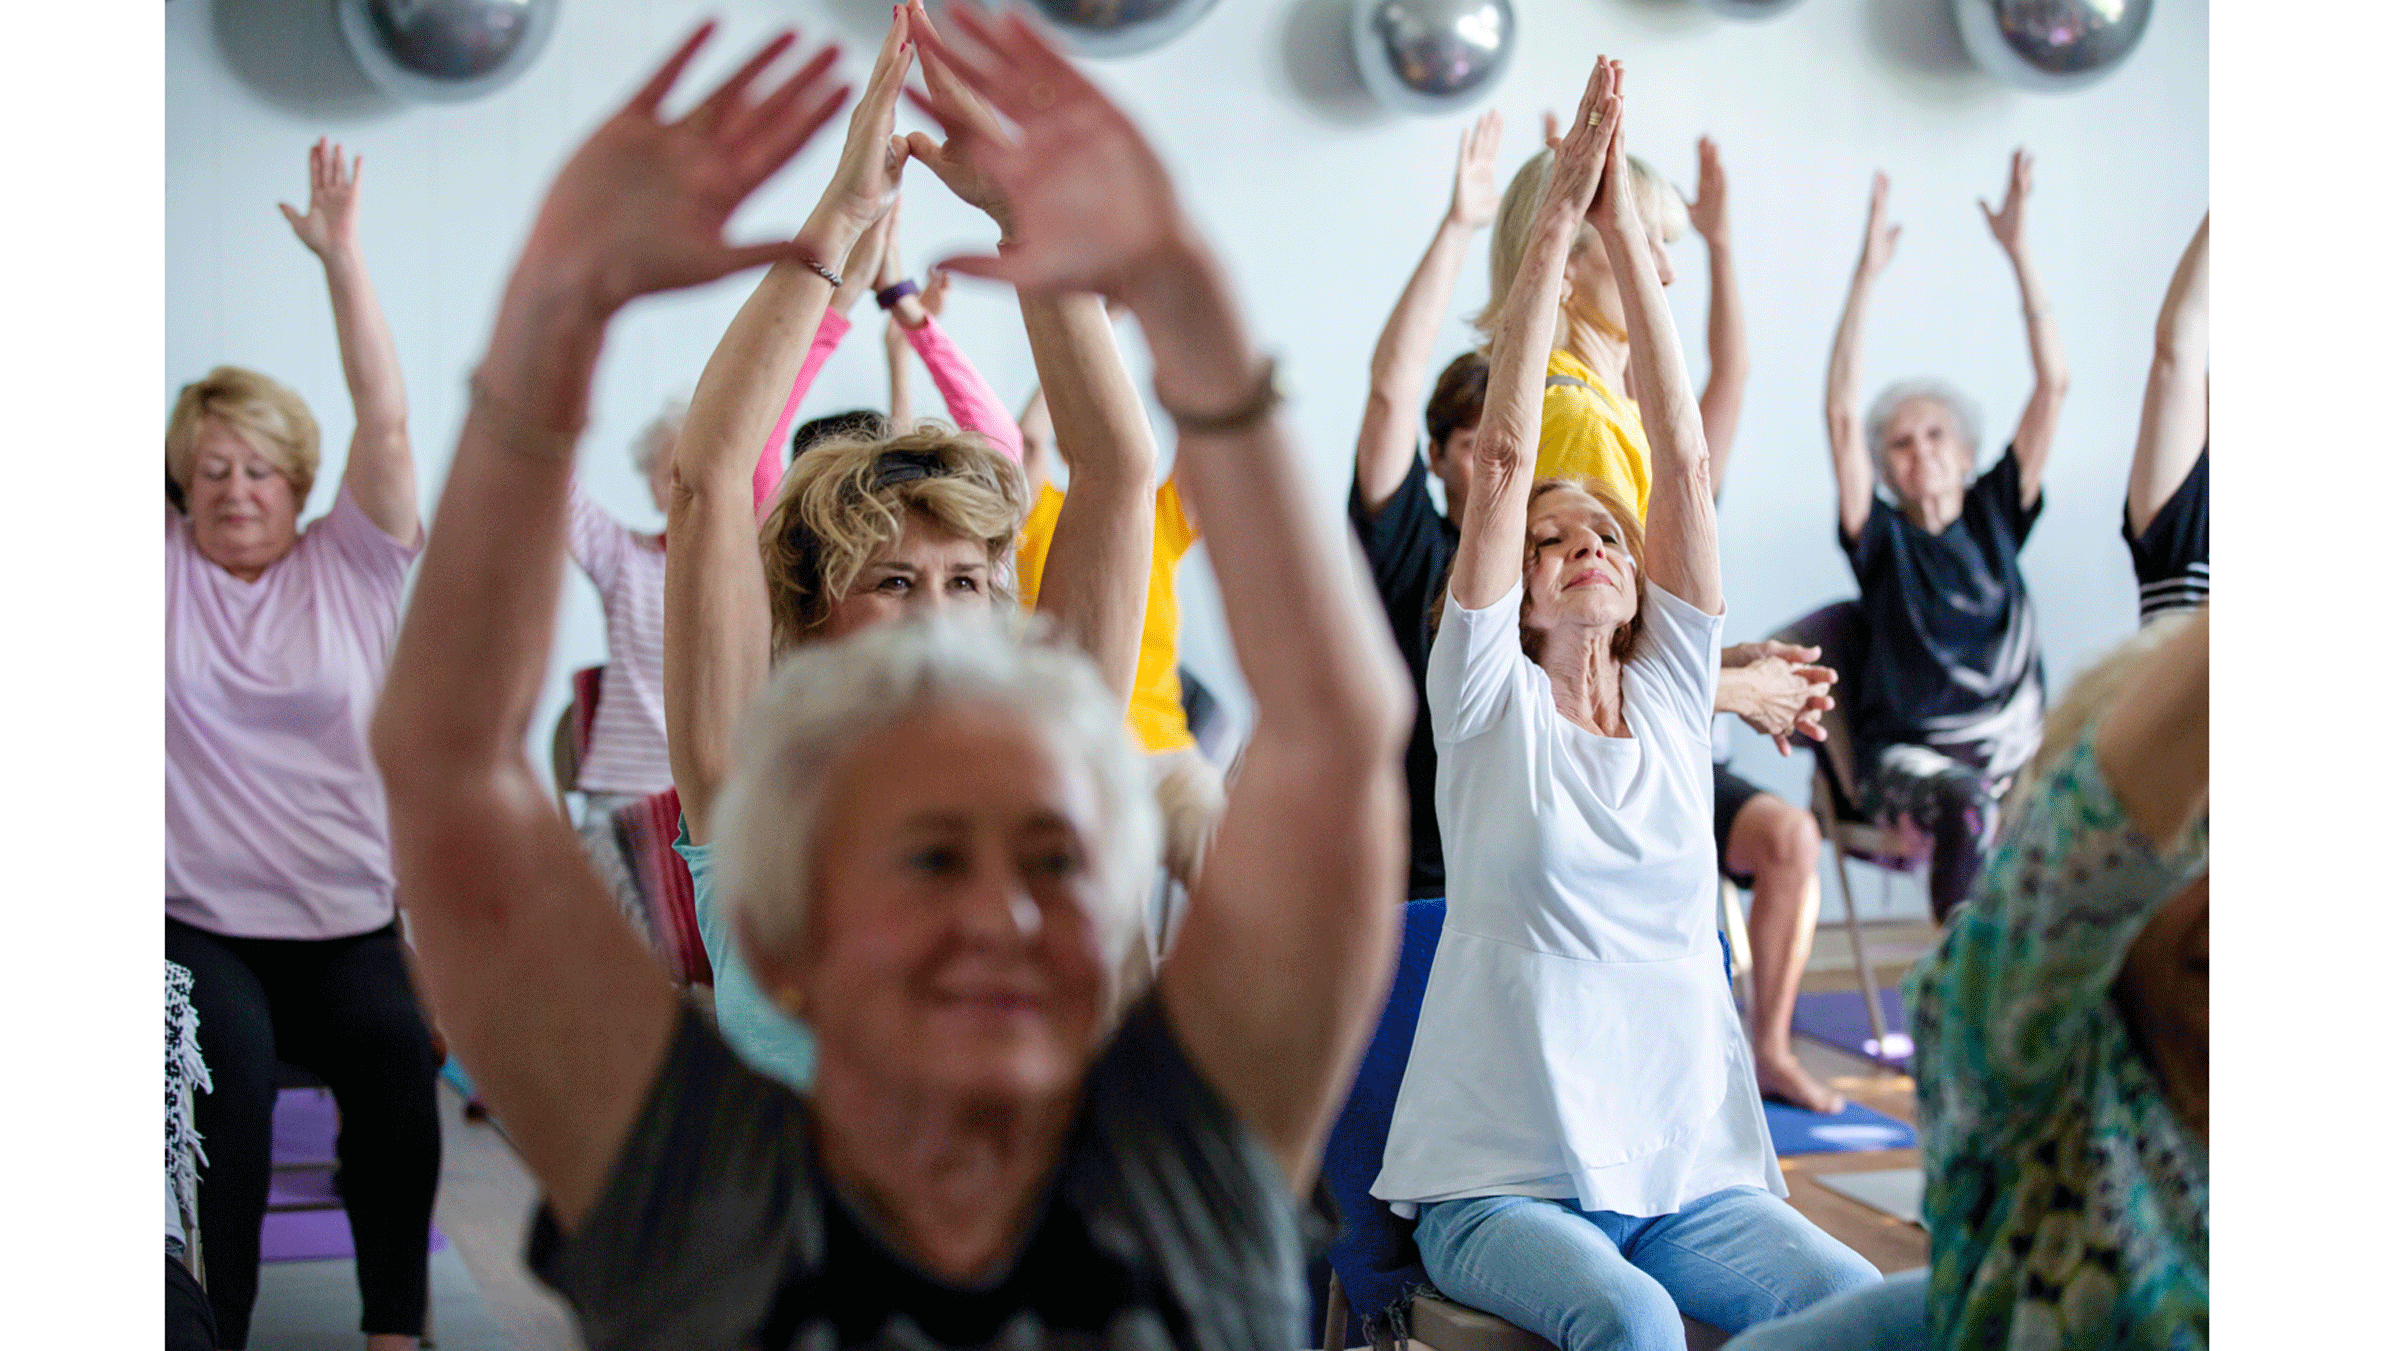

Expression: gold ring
xmin=1028 ymin=80 xmax=1056 ymax=111
xmin=1586 ymin=111 xmax=1602 ymax=127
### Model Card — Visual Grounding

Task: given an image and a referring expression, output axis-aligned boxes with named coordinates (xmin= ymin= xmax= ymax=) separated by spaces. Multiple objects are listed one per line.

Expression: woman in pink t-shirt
xmin=163 ymin=141 xmax=436 ymax=1351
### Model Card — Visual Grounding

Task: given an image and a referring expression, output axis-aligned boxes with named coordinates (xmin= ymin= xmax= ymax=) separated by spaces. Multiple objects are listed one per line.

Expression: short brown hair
xmin=1426 ymin=350 xmax=1490 ymax=454
xmin=756 ymin=423 xmax=1028 ymax=652
xmin=164 ymin=366 xmax=320 ymax=504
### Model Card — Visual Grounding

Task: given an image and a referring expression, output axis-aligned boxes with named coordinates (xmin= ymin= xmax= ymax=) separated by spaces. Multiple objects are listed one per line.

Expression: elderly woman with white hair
xmin=164 ymin=140 xmax=434 ymax=1351
xmin=371 ymin=8 xmax=1411 ymax=1349
xmin=1822 ymin=152 xmax=2070 ymax=923
xmin=1372 ymin=59 xmax=1877 ymax=1350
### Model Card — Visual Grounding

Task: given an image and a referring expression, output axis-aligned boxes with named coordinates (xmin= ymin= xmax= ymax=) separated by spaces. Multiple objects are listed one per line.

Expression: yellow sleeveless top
xmin=1536 ymin=348 xmax=1652 ymax=518
xmin=1015 ymin=479 xmax=1197 ymax=753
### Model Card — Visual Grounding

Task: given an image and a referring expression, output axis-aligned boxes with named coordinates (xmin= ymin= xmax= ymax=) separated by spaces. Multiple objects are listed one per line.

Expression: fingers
xmin=1774 ymin=734 xmax=1793 ymax=758
xmin=630 ymin=21 xmax=719 ymax=116
xmin=736 ymin=73 xmax=852 ymax=189
xmin=933 ymin=249 xmax=1014 ymax=284
xmin=278 ymin=202 xmax=303 ymax=231
xmin=724 ymin=44 xmax=844 ymax=159
xmin=857 ymin=6 xmax=917 ymax=123
xmin=1471 ymin=107 xmax=1503 ymax=163
xmin=1543 ymin=108 xmax=1561 ymax=144
xmin=687 ymin=30 xmax=796 ymax=131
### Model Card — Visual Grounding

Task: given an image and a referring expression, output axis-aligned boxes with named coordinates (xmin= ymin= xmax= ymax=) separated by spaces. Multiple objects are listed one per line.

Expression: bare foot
xmin=1756 ymin=1050 xmax=1846 ymax=1115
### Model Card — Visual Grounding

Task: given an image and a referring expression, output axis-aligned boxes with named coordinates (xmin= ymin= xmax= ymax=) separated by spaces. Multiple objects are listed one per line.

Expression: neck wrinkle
xmin=809 ymin=1058 xmax=1081 ymax=1285
xmin=1541 ymin=626 xmax=1628 ymax=737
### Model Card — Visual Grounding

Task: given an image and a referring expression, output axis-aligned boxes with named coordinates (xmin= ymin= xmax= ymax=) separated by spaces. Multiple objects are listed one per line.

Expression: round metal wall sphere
xmin=1694 ymin=0 xmax=1809 ymax=20
xmin=1952 ymin=0 xmax=2154 ymax=93
xmin=336 ymin=0 xmax=561 ymax=104
xmin=1017 ymin=0 xmax=1220 ymax=59
xmin=1351 ymin=0 xmax=1515 ymax=115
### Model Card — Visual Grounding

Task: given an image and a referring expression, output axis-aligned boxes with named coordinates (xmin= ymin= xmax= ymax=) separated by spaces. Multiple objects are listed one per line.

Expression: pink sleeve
xmin=566 ymin=481 xmax=630 ymax=594
xmin=754 ymin=310 xmax=853 ymax=511
xmin=904 ymin=317 xmax=1023 ymax=464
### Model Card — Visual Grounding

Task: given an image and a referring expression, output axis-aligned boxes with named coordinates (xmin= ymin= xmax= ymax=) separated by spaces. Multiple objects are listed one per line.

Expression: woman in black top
xmin=1822 ymin=152 xmax=2069 ymax=923
xmin=370 ymin=8 xmax=1411 ymax=1350
xmin=2124 ymin=214 xmax=2208 ymax=623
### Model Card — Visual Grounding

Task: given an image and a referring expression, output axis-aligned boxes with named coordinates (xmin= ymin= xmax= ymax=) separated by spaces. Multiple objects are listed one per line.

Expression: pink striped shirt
xmin=566 ymin=484 xmax=675 ymax=796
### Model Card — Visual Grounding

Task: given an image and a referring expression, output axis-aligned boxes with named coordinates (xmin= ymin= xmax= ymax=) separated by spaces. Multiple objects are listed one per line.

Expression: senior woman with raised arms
xmin=164 ymin=140 xmax=436 ymax=1351
xmin=370 ymin=8 xmax=1412 ymax=1350
xmin=1370 ymin=59 xmax=1877 ymax=1350
xmin=665 ymin=1 xmax=1164 ymax=1093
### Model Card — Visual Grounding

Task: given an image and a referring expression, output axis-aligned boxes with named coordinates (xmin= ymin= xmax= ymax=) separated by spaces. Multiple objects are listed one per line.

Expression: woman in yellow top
xmin=1479 ymin=133 xmax=1746 ymax=511
xmin=1015 ymin=383 xmax=1224 ymax=965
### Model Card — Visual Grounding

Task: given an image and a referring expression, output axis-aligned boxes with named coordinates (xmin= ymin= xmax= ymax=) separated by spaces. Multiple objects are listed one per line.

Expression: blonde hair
xmin=716 ymin=615 xmax=1162 ymax=1005
xmin=1474 ymin=148 xmax=1689 ymax=345
xmin=2002 ymin=612 xmax=2204 ymax=834
xmin=756 ymin=422 xmax=1028 ymax=652
xmin=164 ymin=366 xmax=320 ymax=503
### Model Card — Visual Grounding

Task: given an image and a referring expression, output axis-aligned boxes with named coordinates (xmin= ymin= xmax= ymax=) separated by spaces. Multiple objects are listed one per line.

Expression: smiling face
xmin=818 ymin=509 xmax=1000 ymax=641
xmin=1877 ymin=395 xmax=1973 ymax=509
xmin=1522 ymin=485 xmax=1640 ymax=644
xmin=770 ymin=699 xmax=1116 ymax=1102
xmin=184 ymin=417 xmax=303 ymax=581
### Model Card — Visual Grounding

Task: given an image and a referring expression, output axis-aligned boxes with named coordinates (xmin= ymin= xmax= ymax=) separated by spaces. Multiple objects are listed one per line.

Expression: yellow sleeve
xmin=1156 ymin=479 xmax=1197 ymax=559
xmin=1014 ymin=482 xmax=1068 ymax=609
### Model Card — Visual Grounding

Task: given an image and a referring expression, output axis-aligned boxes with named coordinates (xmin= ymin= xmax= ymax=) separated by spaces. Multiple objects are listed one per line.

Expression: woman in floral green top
xmin=1724 ymin=608 xmax=2208 ymax=1351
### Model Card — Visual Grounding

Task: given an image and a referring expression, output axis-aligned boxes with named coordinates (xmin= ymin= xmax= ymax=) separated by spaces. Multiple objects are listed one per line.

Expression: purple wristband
xmin=875 ymin=279 xmax=921 ymax=311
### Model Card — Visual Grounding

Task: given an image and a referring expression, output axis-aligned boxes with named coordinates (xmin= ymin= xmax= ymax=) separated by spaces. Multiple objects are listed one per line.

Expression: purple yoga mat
xmin=260 ymin=1088 xmax=446 ymax=1264
xmin=1788 ymin=987 xmax=1914 ymax=1070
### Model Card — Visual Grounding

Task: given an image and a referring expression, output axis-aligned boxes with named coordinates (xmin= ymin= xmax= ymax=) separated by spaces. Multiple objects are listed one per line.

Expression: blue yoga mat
xmin=1763 ymin=1096 xmax=1916 ymax=1155
xmin=1789 ymin=987 xmax=1914 ymax=1069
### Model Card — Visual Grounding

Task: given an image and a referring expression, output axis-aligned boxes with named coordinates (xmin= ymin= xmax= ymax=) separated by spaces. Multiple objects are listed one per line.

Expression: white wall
xmin=168 ymin=0 xmax=2205 ymax=896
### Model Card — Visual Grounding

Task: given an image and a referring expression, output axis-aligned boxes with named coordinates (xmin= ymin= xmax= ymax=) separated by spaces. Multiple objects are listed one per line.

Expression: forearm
xmin=1825 ymin=270 xmax=1878 ymax=527
xmin=1018 ymin=292 xmax=1154 ymax=703
xmin=1712 ymin=661 xmax=1753 ymax=719
xmin=683 ymin=210 xmax=858 ymax=508
xmin=1602 ymin=217 xmax=1718 ymax=610
xmin=1129 ymin=237 xmax=1410 ymax=746
xmin=1697 ymin=236 xmax=1748 ymax=498
xmin=2011 ymin=249 xmax=2069 ymax=394
xmin=884 ymin=324 xmax=915 ymax=427
xmin=321 ymin=246 xmax=409 ymax=435
xmin=2128 ymin=224 xmax=2207 ymax=530
xmin=754 ymin=310 xmax=851 ymax=511
xmin=905 ymin=316 xmax=1024 ymax=463
xmin=1448 ymin=207 xmax=1575 ymax=607
xmin=1356 ymin=215 xmax=1476 ymax=509
xmin=375 ymin=273 xmax=602 ymax=796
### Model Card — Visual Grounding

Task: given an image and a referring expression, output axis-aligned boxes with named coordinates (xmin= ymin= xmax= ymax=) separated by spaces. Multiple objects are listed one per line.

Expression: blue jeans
xmin=1415 ymin=1189 xmax=1882 ymax=1351
xmin=1719 ymin=1269 xmax=1929 ymax=1351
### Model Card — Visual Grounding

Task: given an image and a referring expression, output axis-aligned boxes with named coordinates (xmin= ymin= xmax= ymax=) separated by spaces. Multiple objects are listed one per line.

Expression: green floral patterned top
xmin=1905 ymin=727 xmax=2207 ymax=1351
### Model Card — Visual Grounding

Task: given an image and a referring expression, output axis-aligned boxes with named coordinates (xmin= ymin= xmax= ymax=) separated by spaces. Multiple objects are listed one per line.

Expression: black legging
xmin=166 ymin=916 xmax=441 ymax=1347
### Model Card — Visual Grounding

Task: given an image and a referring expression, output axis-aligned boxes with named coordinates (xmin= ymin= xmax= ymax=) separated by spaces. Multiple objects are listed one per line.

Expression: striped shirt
xmin=2125 ymin=447 xmax=2209 ymax=623
xmin=567 ymin=485 xmax=675 ymax=795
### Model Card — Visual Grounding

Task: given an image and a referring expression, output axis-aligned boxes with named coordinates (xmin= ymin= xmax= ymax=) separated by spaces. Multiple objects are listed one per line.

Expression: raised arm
xmin=1450 ymin=68 xmax=1620 ymax=613
xmin=753 ymin=214 xmax=894 ymax=510
xmin=907 ymin=1 xmax=1146 ymax=701
xmin=876 ymin=213 xmax=917 ymax=428
xmin=1354 ymin=110 xmax=1502 ymax=514
xmin=1685 ymin=136 xmax=1748 ymax=499
xmin=1826 ymin=173 xmax=1898 ymax=541
xmin=281 ymin=139 xmax=417 ymax=541
xmin=1591 ymin=70 xmax=1716 ymax=613
xmin=917 ymin=1 xmax=1411 ymax=1190
xmin=370 ymin=23 xmax=847 ymax=1231
xmin=1982 ymin=148 xmax=2070 ymax=506
xmin=2127 ymin=213 xmax=2208 ymax=535
xmin=1018 ymin=383 xmax=1055 ymax=496
xmin=668 ymin=12 xmax=912 ymax=845
xmin=891 ymin=263 xmax=1027 ymax=463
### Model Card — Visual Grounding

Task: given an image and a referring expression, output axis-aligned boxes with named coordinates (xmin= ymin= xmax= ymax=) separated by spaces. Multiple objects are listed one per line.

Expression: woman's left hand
xmin=519 ymin=23 xmax=848 ymax=314
xmin=279 ymin=138 xmax=362 ymax=260
xmin=1980 ymin=147 xmax=2035 ymax=257
xmin=1584 ymin=60 xmax=1635 ymax=237
xmin=1724 ymin=653 xmax=1836 ymax=756
xmin=1686 ymin=135 xmax=1730 ymax=249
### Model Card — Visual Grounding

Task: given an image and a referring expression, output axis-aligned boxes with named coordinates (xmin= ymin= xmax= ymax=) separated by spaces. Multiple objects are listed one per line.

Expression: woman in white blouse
xmin=1370 ymin=59 xmax=1878 ymax=1350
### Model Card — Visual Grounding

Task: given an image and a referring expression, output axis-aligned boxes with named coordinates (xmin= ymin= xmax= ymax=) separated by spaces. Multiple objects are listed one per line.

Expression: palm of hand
xmin=540 ymin=116 xmax=772 ymax=305
xmin=1981 ymin=151 xmax=2033 ymax=251
xmin=974 ymin=102 xmax=1177 ymax=295
xmin=1452 ymin=167 xmax=1499 ymax=230
xmin=291 ymin=190 xmax=354 ymax=255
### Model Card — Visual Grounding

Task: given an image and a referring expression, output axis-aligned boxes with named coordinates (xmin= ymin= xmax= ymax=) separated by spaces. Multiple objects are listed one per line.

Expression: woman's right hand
xmin=1855 ymin=172 xmax=1900 ymax=280
xmin=810 ymin=10 xmax=915 ymax=242
xmin=1544 ymin=56 xmax=1623 ymax=235
xmin=1447 ymin=109 xmax=1504 ymax=230
xmin=900 ymin=0 xmax=1019 ymax=237
xmin=516 ymin=23 xmax=848 ymax=315
xmin=279 ymin=138 xmax=363 ymax=262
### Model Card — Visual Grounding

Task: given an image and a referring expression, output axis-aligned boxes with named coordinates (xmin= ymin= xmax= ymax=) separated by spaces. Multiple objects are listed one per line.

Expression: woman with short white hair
xmin=371 ymin=9 xmax=1411 ymax=1349
xmin=1821 ymin=151 xmax=2070 ymax=922
xmin=1372 ymin=59 xmax=1877 ymax=1350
